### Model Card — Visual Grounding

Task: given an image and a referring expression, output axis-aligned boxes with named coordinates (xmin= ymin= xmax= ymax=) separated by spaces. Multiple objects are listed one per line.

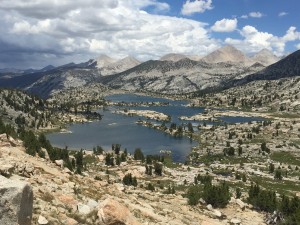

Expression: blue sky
xmin=157 ymin=0 xmax=300 ymax=52
xmin=0 ymin=0 xmax=299 ymax=69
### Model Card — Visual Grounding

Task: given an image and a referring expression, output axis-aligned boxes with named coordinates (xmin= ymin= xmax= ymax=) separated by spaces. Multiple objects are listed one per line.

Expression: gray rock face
xmin=0 ymin=175 xmax=33 ymax=225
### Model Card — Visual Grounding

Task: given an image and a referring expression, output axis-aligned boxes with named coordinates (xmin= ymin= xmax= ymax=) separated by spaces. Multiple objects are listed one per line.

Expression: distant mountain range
xmin=0 ymin=45 xmax=297 ymax=98
xmin=159 ymin=46 xmax=280 ymax=67
xmin=0 ymin=65 xmax=55 ymax=75
xmin=100 ymin=58 xmax=265 ymax=94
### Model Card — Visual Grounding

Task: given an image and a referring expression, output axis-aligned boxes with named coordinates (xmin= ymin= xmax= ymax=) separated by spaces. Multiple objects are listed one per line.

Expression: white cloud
xmin=181 ymin=0 xmax=213 ymax=16
xmin=282 ymin=27 xmax=300 ymax=42
xmin=225 ymin=25 xmax=300 ymax=56
xmin=249 ymin=12 xmax=263 ymax=18
xmin=0 ymin=0 xmax=220 ymax=68
xmin=296 ymin=43 xmax=300 ymax=49
xmin=0 ymin=0 xmax=297 ymax=69
xmin=211 ymin=18 xmax=237 ymax=32
xmin=279 ymin=12 xmax=288 ymax=17
xmin=240 ymin=12 xmax=264 ymax=19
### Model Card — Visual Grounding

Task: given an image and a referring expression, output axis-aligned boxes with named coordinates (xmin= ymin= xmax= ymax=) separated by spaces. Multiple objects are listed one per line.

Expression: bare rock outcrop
xmin=98 ymin=199 xmax=141 ymax=225
xmin=0 ymin=175 xmax=33 ymax=225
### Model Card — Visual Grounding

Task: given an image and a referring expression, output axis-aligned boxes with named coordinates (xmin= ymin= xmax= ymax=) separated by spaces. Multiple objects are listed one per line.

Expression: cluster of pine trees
xmin=123 ymin=173 xmax=137 ymax=187
xmin=104 ymin=146 xmax=127 ymax=167
xmin=248 ymin=183 xmax=300 ymax=224
xmin=187 ymin=175 xmax=230 ymax=207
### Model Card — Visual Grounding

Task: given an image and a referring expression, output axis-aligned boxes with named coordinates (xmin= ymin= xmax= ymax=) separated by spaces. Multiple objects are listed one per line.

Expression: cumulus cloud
xmin=279 ymin=12 xmax=288 ymax=17
xmin=225 ymin=25 xmax=300 ymax=55
xmin=282 ymin=27 xmax=300 ymax=42
xmin=0 ymin=0 xmax=297 ymax=69
xmin=211 ymin=18 xmax=237 ymax=32
xmin=181 ymin=0 xmax=213 ymax=16
xmin=249 ymin=12 xmax=264 ymax=18
xmin=0 ymin=0 xmax=220 ymax=68
xmin=241 ymin=12 xmax=264 ymax=19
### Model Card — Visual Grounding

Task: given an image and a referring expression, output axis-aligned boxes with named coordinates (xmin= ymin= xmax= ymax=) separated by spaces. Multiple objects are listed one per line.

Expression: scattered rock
xmin=64 ymin=167 xmax=72 ymax=175
xmin=65 ymin=217 xmax=79 ymax=225
xmin=236 ymin=199 xmax=246 ymax=210
xmin=55 ymin=160 xmax=64 ymax=168
xmin=77 ymin=203 xmax=91 ymax=215
xmin=0 ymin=163 xmax=14 ymax=177
xmin=213 ymin=210 xmax=222 ymax=218
xmin=199 ymin=198 xmax=206 ymax=204
xmin=25 ymin=165 xmax=34 ymax=174
xmin=8 ymin=136 xmax=18 ymax=147
xmin=230 ymin=218 xmax=241 ymax=225
xmin=206 ymin=204 xmax=213 ymax=211
xmin=38 ymin=215 xmax=49 ymax=224
xmin=40 ymin=148 xmax=50 ymax=160
xmin=98 ymin=198 xmax=141 ymax=225
xmin=87 ymin=199 xmax=98 ymax=209
xmin=58 ymin=195 xmax=78 ymax=211
xmin=0 ymin=175 xmax=33 ymax=225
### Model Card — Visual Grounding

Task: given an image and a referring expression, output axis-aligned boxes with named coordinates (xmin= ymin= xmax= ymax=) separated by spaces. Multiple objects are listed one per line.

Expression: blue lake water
xmin=47 ymin=94 xmax=264 ymax=162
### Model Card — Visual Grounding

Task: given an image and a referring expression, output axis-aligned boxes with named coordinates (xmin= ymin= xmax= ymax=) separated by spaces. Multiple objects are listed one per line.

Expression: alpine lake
xmin=47 ymin=94 xmax=264 ymax=162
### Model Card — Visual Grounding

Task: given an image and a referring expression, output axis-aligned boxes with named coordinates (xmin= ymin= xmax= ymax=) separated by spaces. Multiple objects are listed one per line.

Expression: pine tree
xmin=134 ymin=148 xmax=145 ymax=162
xmin=275 ymin=170 xmax=283 ymax=180
xmin=269 ymin=163 xmax=275 ymax=173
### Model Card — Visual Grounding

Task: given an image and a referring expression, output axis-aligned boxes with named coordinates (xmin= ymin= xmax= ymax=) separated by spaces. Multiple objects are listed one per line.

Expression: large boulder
xmin=0 ymin=175 xmax=33 ymax=225
xmin=98 ymin=199 xmax=141 ymax=225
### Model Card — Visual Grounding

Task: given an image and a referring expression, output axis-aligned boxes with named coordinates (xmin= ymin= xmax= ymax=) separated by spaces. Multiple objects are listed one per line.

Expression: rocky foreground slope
xmin=0 ymin=133 xmax=267 ymax=225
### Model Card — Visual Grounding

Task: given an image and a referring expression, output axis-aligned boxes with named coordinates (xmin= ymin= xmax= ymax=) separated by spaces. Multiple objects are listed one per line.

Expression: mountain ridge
xmin=223 ymin=49 xmax=300 ymax=89
xmin=0 ymin=46 xmax=295 ymax=98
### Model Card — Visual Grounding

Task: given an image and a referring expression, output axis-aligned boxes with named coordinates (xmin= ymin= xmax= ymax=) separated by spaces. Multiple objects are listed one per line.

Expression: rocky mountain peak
xmin=94 ymin=54 xmax=117 ymax=68
xmin=251 ymin=48 xmax=280 ymax=66
xmin=118 ymin=56 xmax=140 ymax=65
xmin=99 ymin=55 xmax=140 ymax=76
xmin=160 ymin=53 xmax=188 ymax=62
xmin=202 ymin=45 xmax=251 ymax=65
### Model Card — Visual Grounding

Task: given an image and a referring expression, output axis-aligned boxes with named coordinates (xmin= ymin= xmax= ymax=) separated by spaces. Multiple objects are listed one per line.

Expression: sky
xmin=0 ymin=0 xmax=299 ymax=69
